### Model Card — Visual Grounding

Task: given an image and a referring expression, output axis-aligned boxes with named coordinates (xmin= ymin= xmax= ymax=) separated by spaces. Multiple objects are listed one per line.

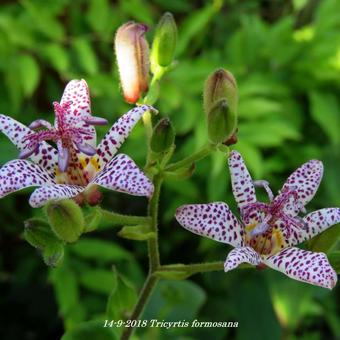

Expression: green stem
xmin=160 ymin=261 xmax=224 ymax=274
xmin=99 ymin=209 xmax=151 ymax=226
xmin=120 ymin=274 xmax=158 ymax=340
xmin=160 ymin=261 xmax=252 ymax=275
xmin=147 ymin=174 xmax=163 ymax=271
xmin=166 ymin=144 xmax=214 ymax=172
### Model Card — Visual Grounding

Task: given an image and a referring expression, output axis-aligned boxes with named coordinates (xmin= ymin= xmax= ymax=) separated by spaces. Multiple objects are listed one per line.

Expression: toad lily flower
xmin=176 ymin=151 xmax=339 ymax=289
xmin=0 ymin=79 xmax=155 ymax=207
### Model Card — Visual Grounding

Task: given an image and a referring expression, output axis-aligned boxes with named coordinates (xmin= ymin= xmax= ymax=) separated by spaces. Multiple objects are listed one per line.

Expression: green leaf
xmin=62 ymin=320 xmax=117 ymax=340
xmin=328 ymin=252 xmax=340 ymax=273
xmin=309 ymin=91 xmax=340 ymax=145
xmin=79 ymin=268 xmax=117 ymax=295
xmin=106 ymin=271 xmax=138 ymax=320
xmin=18 ymin=54 xmax=40 ymax=97
xmin=118 ymin=225 xmax=156 ymax=241
xmin=73 ymin=38 xmax=99 ymax=75
xmin=49 ymin=265 xmax=85 ymax=329
xmin=43 ymin=43 xmax=69 ymax=73
xmin=142 ymin=280 xmax=206 ymax=320
xmin=69 ymin=238 xmax=132 ymax=262
xmin=307 ymin=224 xmax=340 ymax=253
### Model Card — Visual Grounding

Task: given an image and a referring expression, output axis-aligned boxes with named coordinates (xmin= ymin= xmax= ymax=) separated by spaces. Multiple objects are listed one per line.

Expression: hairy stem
xmin=120 ymin=275 xmax=158 ymax=340
xmin=147 ymin=174 xmax=163 ymax=272
xmin=99 ymin=209 xmax=151 ymax=226
xmin=166 ymin=144 xmax=214 ymax=172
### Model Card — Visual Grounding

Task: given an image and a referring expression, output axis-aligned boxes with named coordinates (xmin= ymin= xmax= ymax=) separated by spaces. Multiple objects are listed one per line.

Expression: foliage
xmin=0 ymin=0 xmax=340 ymax=339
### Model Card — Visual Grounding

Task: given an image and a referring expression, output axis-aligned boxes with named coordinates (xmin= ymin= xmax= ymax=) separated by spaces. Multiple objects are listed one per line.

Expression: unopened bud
xmin=150 ymin=118 xmax=175 ymax=153
xmin=151 ymin=12 xmax=177 ymax=69
xmin=204 ymin=68 xmax=238 ymax=115
xmin=115 ymin=22 xmax=150 ymax=104
xmin=84 ymin=185 xmax=103 ymax=206
xmin=118 ymin=225 xmax=155 ymax=241
xmin=45 ymin=199 xmax=85 ymax=243
xmin=207 ymin=99 xmax=237 ymax=144
xmin=42 ymin=243 xmax=64 ymax=267
xmin=204 ymin=69 xmax=238 ymax=144
xmin=24 ymin=218 xmax=60 ymax=250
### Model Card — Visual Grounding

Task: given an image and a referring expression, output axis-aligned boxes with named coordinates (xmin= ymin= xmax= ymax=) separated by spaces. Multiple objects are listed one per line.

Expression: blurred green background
xmin=1 ymin=0 xmax=340 ymax=339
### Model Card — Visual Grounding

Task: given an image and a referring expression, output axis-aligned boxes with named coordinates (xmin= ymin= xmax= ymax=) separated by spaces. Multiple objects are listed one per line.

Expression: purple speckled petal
xmin=224 ymin=246 xmax=261 ymax=272
xmin=92 ymin=153 xmax=153 ymax=197
xmin=263 ymin=247 xmax=337 ymax=289
xmin=0 ymin=159 xmax=54 ymax=199
xmin=0 ymin=114 xmax=58 ymax=174
xmin=75 ymin=142 xmax=97 ymax=156
xmin=96 ymin=105 xmax=156 ymax=167
xmin=29 ymin=184 xmax=84 ymax=208
xmin=175 ymin=202 xmax=244 ymax=247
xmin=277 ymin=160 xmax=324 ymax=216
xmin=83 ymin=116 xmax=108 ymax=126
xmin=57 ymin=142 xmax=70 ymax=173
xmin=59 ymin=79 xmax=96 ymax=147
xmin=228 ymin=150 xmax=257 ymax=211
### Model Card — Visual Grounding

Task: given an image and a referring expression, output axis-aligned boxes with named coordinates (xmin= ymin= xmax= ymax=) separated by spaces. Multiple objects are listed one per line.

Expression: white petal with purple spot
xmin=228 ymin=150 xmax=257 ymax=211
xmin=224 ymin=246 xmax=261 ymax=272
xmin=29 ymin=184 xmax=84 ymax=208
xmin=92 ymin=154 xmax=153 ymax=197
xmin=278 ymin=160 xmax=323 ymax=216
xmin=175 ymin=202 xmax=244 ymax=247
xmin=96 ymin=105 xmax=154 ymax=167
xmin=264 ymin=247 xmax=337 ymax=289
xmin=0 ymin=159 xmax=54 ymax=198
xmin=0 ymin=114 xmax=58 ymax=174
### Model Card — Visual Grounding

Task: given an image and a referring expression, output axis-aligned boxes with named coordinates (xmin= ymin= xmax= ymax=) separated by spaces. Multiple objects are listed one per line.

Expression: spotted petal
xmin=175 ymin=202 xmax=244 ymax=247
xmin=96 ymin=105 xmax=154 ymax=167
xmin=264 ymin=247 xmax=337 ymax=289
xmin=0 ymin=159 xmax=54 ymax=198
xmin=277 ymin=160 xmax=323 ymax=216
xmin=224 ymin=246 xmax=261 ymax=272
xmin=0 ymin=114 xmax=58 ymax=174
xmin=228 ymin=150 xmax=257 ymax=211
xmin=29 ymin=184 xmax=84 ymax=208
xmin=92 ymin=154 xmax=153 ymax=197
xmin=59 ymin=79 xmax=96 ymax=147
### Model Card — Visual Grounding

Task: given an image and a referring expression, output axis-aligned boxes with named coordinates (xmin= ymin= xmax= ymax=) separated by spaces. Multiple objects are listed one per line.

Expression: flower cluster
xmin=0 ymin=79 xmax=155 ymax=207
xmin=176 ymin=151 xmax=340 ymax=289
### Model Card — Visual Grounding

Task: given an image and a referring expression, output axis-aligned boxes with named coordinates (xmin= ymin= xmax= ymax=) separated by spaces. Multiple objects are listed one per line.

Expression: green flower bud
xmin=204 ymin=68 xmax=238 ymax=114
xmin=84 ymin=207 xmax=103 ymax=233
xmin=24 ymin=218 xmax=60 ymax=250
xmin=151 ymin=12 xmax=177 ymax=69
xmin=150 ymin=118 xmax=175 ymax=153
xmin=118 ymin=225 xmax=155 ymax=241
xmin=207 ymin=99 xmax=237 ymax=144
xmin=115 ymin=21 xmax=150 ymax=104
xmin=204 ymin=69 xmax=238 ymax=144
xmin=42 ymin=242 xmax=64 ymax=267
xmin=45 ymin=200 xmax=85 ymax=243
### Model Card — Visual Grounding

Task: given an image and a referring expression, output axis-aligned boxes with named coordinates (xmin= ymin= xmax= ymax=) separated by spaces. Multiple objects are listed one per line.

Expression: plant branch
xmin=99 ymin=208 xmax=151 ymax=226
xmin=120 ymin=274 xmax=158 ymax=340
xmin=165 ymin=144 xmax=214 ymax=172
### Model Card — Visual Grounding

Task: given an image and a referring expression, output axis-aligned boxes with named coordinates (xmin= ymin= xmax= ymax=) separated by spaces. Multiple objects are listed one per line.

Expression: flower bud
xmin=150 ymin=118 xmax=175 ymax=153
xmin=45 ymin=199 xmax=85 ymax=243
xmin=42 ymin=243 xmax=64 ymax=267
xmin=84 ymin=185 xmax=103 ymax=206
xmin=204 ymin=69 xmax=238 ymax=144
xmin=24 ymin=218 xmax=60 ymax=250
xmin=151 ymin=12 xmax=177 ymax=69
xmin=207 ymin=99 xmax=237 ymax=144
xmin=115 ymin=21 xmax=150 ymax=104
xmin=204 ymin=68 xmax=238 ymax=115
